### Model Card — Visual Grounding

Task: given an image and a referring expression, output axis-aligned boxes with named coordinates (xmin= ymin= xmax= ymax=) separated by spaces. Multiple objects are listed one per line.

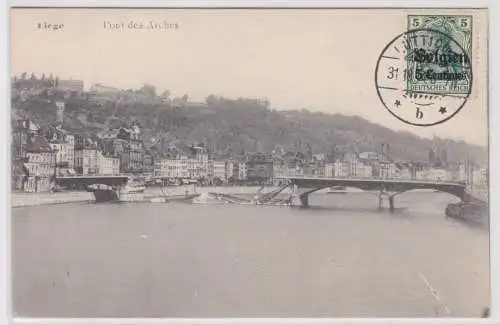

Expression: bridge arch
xmin=290 ymin=178 xmax=467 ymax=202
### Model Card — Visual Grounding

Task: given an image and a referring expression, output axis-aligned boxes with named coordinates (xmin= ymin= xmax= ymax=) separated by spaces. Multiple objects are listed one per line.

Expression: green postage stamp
xmin=406 ymin=15 xmax=473 ymax=96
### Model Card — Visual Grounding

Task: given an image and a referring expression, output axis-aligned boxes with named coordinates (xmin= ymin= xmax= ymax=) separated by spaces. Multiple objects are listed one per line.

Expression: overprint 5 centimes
xmin=10 ymin=8 xmax=490 ymax=319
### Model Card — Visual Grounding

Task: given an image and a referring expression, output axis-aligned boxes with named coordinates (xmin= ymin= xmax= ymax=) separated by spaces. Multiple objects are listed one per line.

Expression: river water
xmin=12 ymin=189 xmax=490 ymax=318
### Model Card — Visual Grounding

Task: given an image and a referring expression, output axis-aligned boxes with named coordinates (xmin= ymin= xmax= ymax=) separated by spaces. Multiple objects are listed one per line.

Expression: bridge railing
xmin=276 ymin=174 xmax=466 ymax=185
xmin=57 ymin=174 xmax=131 ymax=178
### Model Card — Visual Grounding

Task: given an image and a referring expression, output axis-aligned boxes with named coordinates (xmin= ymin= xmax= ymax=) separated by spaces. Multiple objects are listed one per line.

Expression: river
xmin=12 ymin=189 xmax=490 ymax=318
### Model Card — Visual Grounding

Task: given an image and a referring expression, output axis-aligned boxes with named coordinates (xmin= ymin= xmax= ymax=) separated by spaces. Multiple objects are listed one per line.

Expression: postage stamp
xmin=406 ymin=15 xmax=473 ymax=96
xmin=375 ymin=14 xmax=475 ymax=126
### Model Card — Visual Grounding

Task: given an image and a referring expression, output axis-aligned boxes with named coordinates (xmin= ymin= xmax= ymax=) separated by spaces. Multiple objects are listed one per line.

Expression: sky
xmin=10 ymin=8 xmax=488 ymax=146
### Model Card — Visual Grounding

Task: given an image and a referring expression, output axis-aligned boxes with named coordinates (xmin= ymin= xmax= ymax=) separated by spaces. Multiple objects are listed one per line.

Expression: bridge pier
xmin=299 ymin=194 xmax=309 ymax=208
xmin=378 ymin=192 xmax=383 ymax=209
xmin=388 ymin=195 xmax=395 ymax=211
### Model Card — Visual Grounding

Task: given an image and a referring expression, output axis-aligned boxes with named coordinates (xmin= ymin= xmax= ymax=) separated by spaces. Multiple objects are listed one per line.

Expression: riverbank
xmin=10 ymin=186 xmax=267 ymax=208
xmin=11 ymin=191 xmax=94 ymax=208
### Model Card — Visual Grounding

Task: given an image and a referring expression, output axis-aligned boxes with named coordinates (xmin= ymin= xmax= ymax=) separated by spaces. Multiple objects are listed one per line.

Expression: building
xmin=12 ymin=120 xmax=39 ymax=161
xmin=154 ymin=156 xmax=210 ymax=181
xmin=334 ymin=159 xmax=348 ymax=177
xmin=46 ymin=126 xmax=76 ymax=175
xmin=246 ymin=153 xmax=273 ymax=183
xmin=75 ymin=148 xmax=99 ymax=175
xmin=473 ymin=168 xmax=488 ymax=187
xmin=56 ymin=79 xmax=84 ymax=93
xmin=11 ymin=120 xmax=40 ymax=190
xmin=359 ymin=151 xmax=379 ymax=161
xmin=445 ymin=162 xmax=461 ymax=182
xmin=378 ymin=162 xmax=394 ymax=179
xmin=99 ymin=124 xmax=144 ymax=174
xmin=397 ymin=166 xmax=413 ymax=180
xmin=89 ymin=83 xmax=121 ymax=93
xmin=55 ymin=101 xmax=65 ymax=125
xmin=273 ymin=160 xmax=289 ymax=179
xmin=114 ymin=124 xmax=144 ymax=174
xmin=74 ymin=135 xmax=99 ymax=175
xmin=97 ymin=152 xmax=120 ymax=175
xmin=142 ymin=151 xmax=155 ymax=175
xmin=23 ymin=135 xmax=56 ymax=192
xmin=324 ymin=163 xmax=335 ymax=177
xmin=358 ymin=163 xmax=373 ymax=178
xmin=225 ymin=160 xmax=238 ymax=183
xmin=212 ymin=161 xmax=227 ymax=183
xmin=237 ymin=162 xmax=247 ymax=181
xmin=421 ymin=167 xmax=447 ymax=182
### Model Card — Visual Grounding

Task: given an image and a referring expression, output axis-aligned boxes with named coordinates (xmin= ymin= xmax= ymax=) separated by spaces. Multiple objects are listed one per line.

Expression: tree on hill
xmin=139 ymin=83 xmax=157 ymax=97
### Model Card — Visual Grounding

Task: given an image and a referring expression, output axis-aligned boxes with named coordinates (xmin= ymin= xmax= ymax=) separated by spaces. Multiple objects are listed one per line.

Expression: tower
xmin=428 ymin=149 xmax=435 ymax=166
xmin=440 ymin=147 xmax=448 ymax=168
xmin=55 ymin=101 xmax=65 ymax=126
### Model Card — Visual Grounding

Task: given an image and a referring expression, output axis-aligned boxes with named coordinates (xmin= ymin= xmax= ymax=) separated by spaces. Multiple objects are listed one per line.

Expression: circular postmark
xmin=375 ymin=28 xmax=472 ymax=126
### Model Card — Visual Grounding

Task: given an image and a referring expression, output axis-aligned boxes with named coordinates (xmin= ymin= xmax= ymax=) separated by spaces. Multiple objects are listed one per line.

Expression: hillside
xmin=11 ymin=88 xmax=488 ymax=164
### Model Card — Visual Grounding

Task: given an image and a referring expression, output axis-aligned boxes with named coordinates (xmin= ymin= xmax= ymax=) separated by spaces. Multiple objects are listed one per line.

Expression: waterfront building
xmin=246 ymin=153 xmax=273 ymax=183
xmin=212 ymin=160 xmax=227 ymax=183
xmin=312 ymin=163 xmax=325 ymax=177
xmin=444 ymin=162 xmax=461 ymax=182
xmin=473 ymin=168 xmax=488 ymax=187
xmin=23 ymin=135 xmax=56 ymax=192
xmin=118 ymin=123 xmax=144 ymax=174
xmin=334 ymin=159 xmax=348 ymax=177
xmin=273 ymin=160 xmax=288 ymax=180
xmin=379 ymin=162 xmax=396 ymax=179
xmin=12 ymin=120 xmax=39 ymax=161
xmin=345 ymin=155 xmax=371 ymax=177
xmin=142 ymin=149 xmax=155 ymax=174
xmin=46 ymin=126 xmax=76 ymax=175
xmin=74 ymin=136 xmax=99 ymax=175
xmin=154 ymin=154 xmax=210 ymax=181
xmin=324 ymin=163 xmax=335 ymax=177
xmin=99 ymin=124 xmax=144 ymax=174
xmin=420 ymin=167 xmax=447 ymax=182
xmin=74 ymin=148 xmax=99 ymax=175
xmin=225 ymin=160 xmax=238 ymax=183
xmin=11 ymin=120 xmax=40 ymax=190
xmin=97 ymin=152 xmax=120 ymax=175
xmin=415 ymin=169 xmax=425 ymax=180
xmin=397 ymin=166 xmax=412 ymax=180
xmin=237 ymin=162 xmax=247 ymax=181
xmin=359 ymin=163 xmax=373 ymax=178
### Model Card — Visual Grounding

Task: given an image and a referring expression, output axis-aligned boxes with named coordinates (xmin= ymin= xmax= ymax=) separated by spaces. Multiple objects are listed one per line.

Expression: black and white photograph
xmin=8 ymin=7 xmax=491 ymax=320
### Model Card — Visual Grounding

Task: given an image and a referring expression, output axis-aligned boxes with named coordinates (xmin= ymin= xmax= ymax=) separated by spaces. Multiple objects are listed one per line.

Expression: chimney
xmin=55 ymin=101 xmax=65 ymax=126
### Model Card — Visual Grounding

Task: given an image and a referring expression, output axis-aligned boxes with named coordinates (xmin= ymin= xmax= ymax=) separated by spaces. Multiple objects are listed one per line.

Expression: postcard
xmin=10 ymin=7 xmax=489 ymax=319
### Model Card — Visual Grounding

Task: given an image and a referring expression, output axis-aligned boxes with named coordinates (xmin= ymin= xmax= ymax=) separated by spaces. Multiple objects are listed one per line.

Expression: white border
xmin=2 ymin=0 xmax=498 ymax=325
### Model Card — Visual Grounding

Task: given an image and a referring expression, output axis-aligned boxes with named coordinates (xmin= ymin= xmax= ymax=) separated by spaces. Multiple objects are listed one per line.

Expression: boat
xmin=122 ymin=180 xmax=147 ymax=193
xmin=88 ymin=182 xmax=146 ymax=203
xmin=326 ymin=186 xmax=347 ymax=194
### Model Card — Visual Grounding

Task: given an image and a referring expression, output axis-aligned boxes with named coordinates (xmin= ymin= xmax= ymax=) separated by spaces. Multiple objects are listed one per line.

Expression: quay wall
xmin=11 ymin=191 xmax=94 ymax=208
